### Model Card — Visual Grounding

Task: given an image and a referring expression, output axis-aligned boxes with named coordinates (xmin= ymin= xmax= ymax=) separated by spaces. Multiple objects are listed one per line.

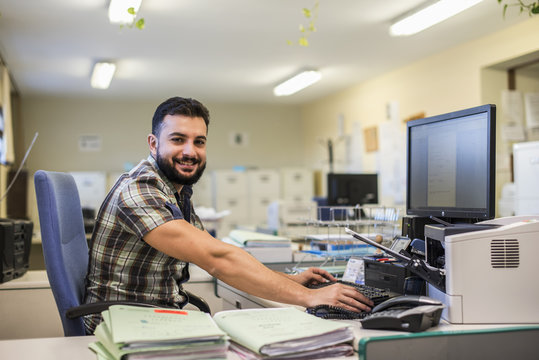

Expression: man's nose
xmin=182 ymin=141 xmax=196 ymax=156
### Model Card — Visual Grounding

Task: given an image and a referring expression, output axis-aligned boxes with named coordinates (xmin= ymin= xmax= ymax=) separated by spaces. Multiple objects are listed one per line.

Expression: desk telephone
xmin=306 ymin=281 xmax=444 ymax=332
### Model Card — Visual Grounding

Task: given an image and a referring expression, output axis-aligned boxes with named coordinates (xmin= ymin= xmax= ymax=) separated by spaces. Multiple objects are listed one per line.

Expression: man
xmin=83 ymin=97 xmax=373 ymax=333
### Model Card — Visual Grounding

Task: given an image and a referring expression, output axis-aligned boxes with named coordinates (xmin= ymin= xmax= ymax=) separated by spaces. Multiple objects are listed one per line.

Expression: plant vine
xmin=120 ymin=7 xmax=145 ymax=30
xmin=288 ymin=0 xmax=319 ymax=47
xmin=498 ymin=0 xmax=539 ymax=17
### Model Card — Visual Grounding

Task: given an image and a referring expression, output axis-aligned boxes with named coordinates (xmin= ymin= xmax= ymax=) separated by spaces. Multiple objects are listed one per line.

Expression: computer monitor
xmin=327 ymin=173 xmax=378 ymax=206
xmin=406 ymin=104 xmax=496 ymax=221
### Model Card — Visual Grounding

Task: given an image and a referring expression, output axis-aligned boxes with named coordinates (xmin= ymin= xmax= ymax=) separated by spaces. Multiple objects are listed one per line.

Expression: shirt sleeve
xmin=116 ymin=175 xmax=184 ymax=239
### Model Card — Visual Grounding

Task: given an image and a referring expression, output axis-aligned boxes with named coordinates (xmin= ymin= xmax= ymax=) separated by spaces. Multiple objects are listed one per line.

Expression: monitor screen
xmin=327 ymin=173 xmax=378 ymax=206
xmin=406 ymin=104 xmax=496 ymax=220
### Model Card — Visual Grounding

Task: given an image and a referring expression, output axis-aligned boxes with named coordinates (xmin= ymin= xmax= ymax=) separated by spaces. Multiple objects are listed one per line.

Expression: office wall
xmin=19 ymin=96 xmax=303 ymax=233
xmin=20 ymin=97 xmax=303 ymax=172
xmin=300 ymin=16 xmax=539 ymax=206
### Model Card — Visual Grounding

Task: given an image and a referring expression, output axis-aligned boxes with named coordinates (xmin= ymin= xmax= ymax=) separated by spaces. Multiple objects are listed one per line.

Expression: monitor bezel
xmin=406 ymin=104 xmax=496 ymax=221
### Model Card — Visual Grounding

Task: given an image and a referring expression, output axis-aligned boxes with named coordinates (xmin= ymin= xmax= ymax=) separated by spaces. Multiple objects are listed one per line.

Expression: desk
xmin=0 ymin=270 xmax=63 ymax=339
xmin=0 ymin=336 xmax=97 ymax=360
xmin=0 ymin=335 xmax=351 ymax=360
xmin=1 ymin=324 xmax=537 ymax=360
xmin=217 ymin=281 xmax=539 ymax=359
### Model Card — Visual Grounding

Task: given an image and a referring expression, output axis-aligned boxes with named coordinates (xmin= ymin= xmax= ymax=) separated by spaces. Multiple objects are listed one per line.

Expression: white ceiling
xmin=0 ymin=0 xmax=528 ymax=104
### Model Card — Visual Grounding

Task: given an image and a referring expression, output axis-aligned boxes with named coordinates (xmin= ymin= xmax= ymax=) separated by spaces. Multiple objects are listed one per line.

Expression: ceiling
xmin=0 ymin=0 xmax=528 ymax=105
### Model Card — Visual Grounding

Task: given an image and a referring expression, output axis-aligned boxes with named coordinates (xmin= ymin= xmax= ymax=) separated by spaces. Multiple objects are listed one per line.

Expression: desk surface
xmin=0 ymin=336 xmax=350 ymax=360
xmin=0 ymin=270 xmax=50 ymax=290
xmin=2 ymin=323 xmax=538 ymax=360
xmin=0 ymin=336 xmax=97 ymax=360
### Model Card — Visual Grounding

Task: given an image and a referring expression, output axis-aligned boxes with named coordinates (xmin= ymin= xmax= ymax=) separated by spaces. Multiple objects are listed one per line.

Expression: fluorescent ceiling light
xmin=273 ymin=70 xmax=322 ymax=97
xmin=108 ymin=0 xmax=142 ymax=24
xmin=389 ymin=0 xmax=483 ymax=36
xmin=91 ymin=62 xmax=116 ymax=89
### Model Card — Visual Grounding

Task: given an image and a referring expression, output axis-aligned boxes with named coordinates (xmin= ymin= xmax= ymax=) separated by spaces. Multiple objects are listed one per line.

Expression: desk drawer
xmin=217 ymin=283 xmax=267 ymax=310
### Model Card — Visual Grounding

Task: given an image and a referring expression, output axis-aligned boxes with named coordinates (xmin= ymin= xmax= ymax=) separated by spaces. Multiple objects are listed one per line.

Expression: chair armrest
xmin=66 ymin=293 xmax=210 ymax=319
xmin=185 ymin=290 xmax=211 ymax=313
xmin=65 ymin=301 xmax=158 ymax=319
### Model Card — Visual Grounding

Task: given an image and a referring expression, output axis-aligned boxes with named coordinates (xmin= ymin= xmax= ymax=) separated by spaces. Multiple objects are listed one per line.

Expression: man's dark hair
xmin=152 ymin=97 xmax=210 ymax=136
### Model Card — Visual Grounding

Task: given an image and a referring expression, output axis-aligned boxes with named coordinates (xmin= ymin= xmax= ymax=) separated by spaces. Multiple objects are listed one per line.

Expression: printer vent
xmin=490 ymin=239 xmax=519 ymax=268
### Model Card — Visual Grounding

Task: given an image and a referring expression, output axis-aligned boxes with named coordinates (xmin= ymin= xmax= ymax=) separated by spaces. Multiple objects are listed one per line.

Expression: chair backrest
xmin=34 ymin=170 xmax=89 ymax=336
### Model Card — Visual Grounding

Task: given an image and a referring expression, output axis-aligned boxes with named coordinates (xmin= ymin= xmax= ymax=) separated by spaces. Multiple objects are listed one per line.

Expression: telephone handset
xmin=369 ymin=294 xmax=442 ymax=313
xmin=360 ymin=295 xmax=444 ymax=332
xmin=306 ymin=295 xmax=444 ymax=332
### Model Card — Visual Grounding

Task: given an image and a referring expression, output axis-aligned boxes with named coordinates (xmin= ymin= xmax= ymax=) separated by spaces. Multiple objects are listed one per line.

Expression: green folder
xmin=90 ymin=305 xmax=228 ymax=360
xmin=212 ymin=307 xmax=354 ymax=357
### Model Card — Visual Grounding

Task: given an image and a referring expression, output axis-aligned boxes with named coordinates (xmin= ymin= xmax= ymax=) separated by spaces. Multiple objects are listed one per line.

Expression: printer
xmin=424 ymin=215 xmax=539 ymax=324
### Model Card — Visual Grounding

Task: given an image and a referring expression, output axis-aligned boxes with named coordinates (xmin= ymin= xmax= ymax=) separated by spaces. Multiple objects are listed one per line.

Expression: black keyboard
xmin=307 ymin=280 xmax=395 ymax=306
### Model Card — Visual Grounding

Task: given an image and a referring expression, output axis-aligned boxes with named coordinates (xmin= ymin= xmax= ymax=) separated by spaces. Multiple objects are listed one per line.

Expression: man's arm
xmin=143 ymin=219 xmax=373 ymax=312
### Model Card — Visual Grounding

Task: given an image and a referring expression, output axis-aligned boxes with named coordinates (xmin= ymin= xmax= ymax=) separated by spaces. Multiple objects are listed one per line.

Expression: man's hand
xmin=306 ymin=282 xmax=374 ymax=313
xmin=288 ymin=267 xmax=337 ymax=287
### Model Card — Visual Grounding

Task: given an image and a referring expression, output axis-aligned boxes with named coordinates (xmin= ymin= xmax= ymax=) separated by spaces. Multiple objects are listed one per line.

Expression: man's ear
xmin=148 ymin=134 xmax=158 ymax=157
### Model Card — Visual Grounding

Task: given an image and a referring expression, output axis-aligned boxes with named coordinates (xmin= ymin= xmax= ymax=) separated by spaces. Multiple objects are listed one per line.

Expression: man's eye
xmin=171 ymin=138 xmax=185 ymax=143
xmin=195 ymin=140 xmax=206 ymax=146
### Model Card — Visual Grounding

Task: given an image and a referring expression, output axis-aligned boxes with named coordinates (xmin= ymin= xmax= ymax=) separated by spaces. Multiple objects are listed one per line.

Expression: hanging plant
xmin=498 ymin=0 xmax=539 ymax=17
xmin=118 ymin=7 xmax=145 ymax=30
xmin=288 ymin=0 xmax=319 ymax=47
xmin=128 ymin=7 xmax=145 ymax=30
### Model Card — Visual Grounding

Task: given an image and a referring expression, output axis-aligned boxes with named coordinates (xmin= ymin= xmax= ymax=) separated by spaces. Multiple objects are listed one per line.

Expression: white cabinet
xmin=0 ymin=271 xmax=63 ymax=339
xmin=247 ymin=170 xmax=280 ymax=197
xmin=280 ymin=168 xmax=314 ymax=204
xmin=247 ymin=170 xmax=280 ymax=225
xmin=212 ymin=171 xmax=249 ymax=237
xmin=206 ymin=168 xmax=312 ymax=238
xmin=191 ymin=174 xmax=213 ymax=208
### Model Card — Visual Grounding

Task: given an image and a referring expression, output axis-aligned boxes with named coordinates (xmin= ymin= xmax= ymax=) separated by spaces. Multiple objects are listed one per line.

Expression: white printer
xmin=425 ymin=215 xmax=539 ymax=324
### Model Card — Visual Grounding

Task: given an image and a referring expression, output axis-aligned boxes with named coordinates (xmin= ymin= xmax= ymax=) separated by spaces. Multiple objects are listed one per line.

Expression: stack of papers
xmin=225 ymin=230 xmax=293 ymax=263
xmin=213 ymin=307 xmax=354 ymax=360
xmin=303 ymin=233 xmax=377 ymax=258
xmin=228 ymin=230 xmax=291 ymax=247
xmin=89 ymin=305 xmax=228 ymax=360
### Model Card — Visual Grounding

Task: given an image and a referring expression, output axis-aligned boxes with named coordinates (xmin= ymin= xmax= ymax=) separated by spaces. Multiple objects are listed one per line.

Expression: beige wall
xmin=300 ymin=16 xmax=539 ymax=210
xmin=20 ymin=97 xmax=303 ymax=173
xmin=20 ymin=96 xmax=303 ymax=233
xmin=13 ymin=16 xmax=539 ymax=228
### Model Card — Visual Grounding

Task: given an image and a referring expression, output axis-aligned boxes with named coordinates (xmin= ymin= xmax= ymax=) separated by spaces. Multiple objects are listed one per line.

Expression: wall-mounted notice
xmin=79 ymin=134 xmax=102 ymax=152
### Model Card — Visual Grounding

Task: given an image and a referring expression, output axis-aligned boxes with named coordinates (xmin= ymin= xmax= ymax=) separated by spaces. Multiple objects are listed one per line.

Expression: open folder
xmin=89 ymin=306 xmax=354 ymax=360
xmin=89 ymin=306 xmax=228 ymax=360
xmin=212 ymin=307 xmax=354 ymax=359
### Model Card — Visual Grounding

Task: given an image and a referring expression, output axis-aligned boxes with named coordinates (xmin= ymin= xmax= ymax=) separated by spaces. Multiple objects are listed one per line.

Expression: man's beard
xmin=155 ymin=150 xmax=206 ymax=186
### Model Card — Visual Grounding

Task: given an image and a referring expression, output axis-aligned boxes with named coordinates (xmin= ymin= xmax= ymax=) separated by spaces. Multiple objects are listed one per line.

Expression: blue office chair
xmin=34 ymin=170 xmax=210 ymax=336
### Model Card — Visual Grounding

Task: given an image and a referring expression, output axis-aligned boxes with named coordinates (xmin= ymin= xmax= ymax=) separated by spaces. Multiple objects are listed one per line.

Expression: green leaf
xmin=303 ymin=8 xmax=311 ymax=18
xmin=532 ymin=5 xmax=539 ymax=14
xmin=127 ymin=7 xmax=136 ymax=15
xmin=299 ymin=24 xmax=305 ymax=33
xmin=299 ymin=37 xmax=309 ymax=47
xmin=503 ymin=3 xmax=508 ymax=17
xmin=136 ymin=18 xmax=145 ymax=30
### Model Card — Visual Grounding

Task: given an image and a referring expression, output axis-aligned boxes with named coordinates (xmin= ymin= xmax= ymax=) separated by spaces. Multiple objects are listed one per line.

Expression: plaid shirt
xmin=83 ymin=156 xmax=205 ymax=333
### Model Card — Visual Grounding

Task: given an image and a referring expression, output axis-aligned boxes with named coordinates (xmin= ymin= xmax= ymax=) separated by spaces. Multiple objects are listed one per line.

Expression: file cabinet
xmin=205 ymin=168 xmax=313 ymax=238
xmin=247 ymin=170 xmax=280 ymax=225
xmin=212 ymin=170 xmax=249 ymax=237
xmin=280 ymin=168 xmax=314 ymax=204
